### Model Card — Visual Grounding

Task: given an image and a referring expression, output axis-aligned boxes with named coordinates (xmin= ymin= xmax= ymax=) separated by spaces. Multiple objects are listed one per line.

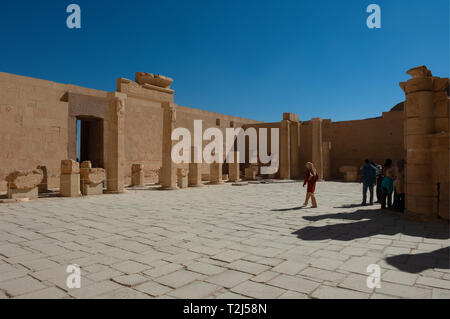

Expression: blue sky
xmin=0 ymin=0 xmax=448 ymax=122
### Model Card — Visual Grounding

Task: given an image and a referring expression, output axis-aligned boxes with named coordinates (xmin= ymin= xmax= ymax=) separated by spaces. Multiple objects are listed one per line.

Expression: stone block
xmin=60 ymin=174 xmax=81 ymax=197
xmin=81 ymin=182 xmax=103 ymax=196
xmin=209 ymin=163 xmax=224 ymax=185
xmin=5 ymin=169 xmax=43 ymax=190
xmin=434 ymin=118 xmax=449 ymax=133
xmin=61 ymin=160 xmax=79 ymax=174
xmin=80 ymin=161 xmax=92 ymax=169
xmin=405 ymin=118 xmax=434 ymax=135
xmin=80 ymin=168 xmax=105 ymax=185
xmin=245 ymin=167 xmax=257 ymax=180
xmin=405 ymin=78 xmax=433 ymax=94
xmin=228 ymin=162 xmax=240 ymax=182
xmin=7 ymin=186 xmax=38 ymax=200
xmin=433 ymin=77 xmax=449 ymax=92
xmin=188 ymin=163 xmax=202 ymax=187
xmin=135 ymin=72 xmax=173 ymax=89
xmin=283 ymin=113 xmax=299 ymax=122
xmin=131 ymin=164 xmax=145 ymax=187
xmin=177 ymin=168 xmax=188 ymax=189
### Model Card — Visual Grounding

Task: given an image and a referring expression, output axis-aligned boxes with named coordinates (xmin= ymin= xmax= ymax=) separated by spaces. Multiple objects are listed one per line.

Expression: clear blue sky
xmin=0 ymin=0 xmax=448 ymax=122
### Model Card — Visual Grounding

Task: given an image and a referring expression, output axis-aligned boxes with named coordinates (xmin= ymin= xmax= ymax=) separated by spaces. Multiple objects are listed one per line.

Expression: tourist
xmin=361 ymin=159 xmax=377 ymax=205
xmin=380 ymin=158 xmax=395 ymax=209
xmin=371 ymin=161 xmax=383 ymax=203
xmin=393 ymin=159 xmax=406 ymax=212
xmin=302 ymin=162 xmax=319 ymax=208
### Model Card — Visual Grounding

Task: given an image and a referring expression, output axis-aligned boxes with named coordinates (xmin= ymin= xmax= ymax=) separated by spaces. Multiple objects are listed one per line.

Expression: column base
xmin=188 ymin=183 xmax=204 ymax=187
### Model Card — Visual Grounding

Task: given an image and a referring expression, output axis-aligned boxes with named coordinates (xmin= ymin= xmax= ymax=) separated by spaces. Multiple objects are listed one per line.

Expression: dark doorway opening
xmin=76 ymin=116 xmax=104 ymax=168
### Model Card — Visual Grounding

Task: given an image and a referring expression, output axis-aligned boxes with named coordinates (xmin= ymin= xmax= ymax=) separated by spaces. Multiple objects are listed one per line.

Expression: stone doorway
xmin=77 ymin=116 xmax=104 ymax=168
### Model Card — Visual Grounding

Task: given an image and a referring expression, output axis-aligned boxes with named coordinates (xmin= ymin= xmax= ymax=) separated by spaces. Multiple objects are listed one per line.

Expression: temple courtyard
xmin=0 ymin=181 xmax=449 ymax=299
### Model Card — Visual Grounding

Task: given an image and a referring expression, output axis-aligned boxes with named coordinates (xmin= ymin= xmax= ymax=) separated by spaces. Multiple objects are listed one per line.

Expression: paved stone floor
xmin=0 ymin=181 xmax=449 ymax=299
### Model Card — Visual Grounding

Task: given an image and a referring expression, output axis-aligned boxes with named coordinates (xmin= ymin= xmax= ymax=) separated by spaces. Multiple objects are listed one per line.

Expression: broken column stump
xmin=80 ymin=161 xmax=105 ymax=196
xmin=177 ymin=168 xmax=189 ymax=189
xmin=5 ymin=169 xmax=43 ymax=200
xmin=60 ymin=160 xmax=81 ymax=197
xmin=131 ymin=164 xmax=145 ymax=187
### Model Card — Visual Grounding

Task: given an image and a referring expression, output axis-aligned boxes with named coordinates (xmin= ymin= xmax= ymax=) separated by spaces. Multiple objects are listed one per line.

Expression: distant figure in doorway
xmin=361 ymin=159 xmax=377 ymax=206
xmin=393 ymin=159 xmax=406 ymax=212
xmin=371 ymin=161 xmax=383 ymax=203
xmin=381 ymin=158 xmax=395 ymax=209
xmin=302 ymin=162 xmax=319 ymax=208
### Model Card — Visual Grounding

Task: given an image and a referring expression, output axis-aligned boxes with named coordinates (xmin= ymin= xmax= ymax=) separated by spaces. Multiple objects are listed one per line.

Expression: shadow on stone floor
xmin=292 ymin=208 xmax=449 ymax=273
xmin=292 ymin=208 xmax=449 ymax=241
xmin=385 ymin=247 xmax=449 ymax=273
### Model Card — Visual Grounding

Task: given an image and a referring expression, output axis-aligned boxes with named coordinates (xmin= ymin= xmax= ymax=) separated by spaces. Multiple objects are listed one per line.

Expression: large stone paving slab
xmin=0 ymin=181 xmax=448 ymax=299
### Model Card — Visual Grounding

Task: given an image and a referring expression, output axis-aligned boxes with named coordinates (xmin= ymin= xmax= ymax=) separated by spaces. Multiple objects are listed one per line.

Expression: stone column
xmin=131 ymin=164 xmax=145 ymax=187
xmin=209 ymin=162 xmax=224 ymax=185
xmin=228 ymin=151 xmax=241 ymax=182
xmin=160 ymin=102 xmax=178 ymax=189
xmin=400 ymin=66 xmax=436 ymax=220
xmin=107 ymin=92 xmax=126 ymax=193
xmin=177 ymin=168 xmax=188 ymax=189
xmin=188 ymin=146 xmax=203 ymax=187
xmin=279 ymin=120 xmax=291 ymax=179
xmin=311 ymin=118 xmax=324 ymax=180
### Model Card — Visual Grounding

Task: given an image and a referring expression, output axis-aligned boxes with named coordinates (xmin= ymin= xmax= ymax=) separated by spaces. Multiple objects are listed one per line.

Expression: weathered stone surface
xmin=60 ymin=173 xmax=80 ymax=197
xmin=5 ymin=169 xmax=43 ymax=190
xmin=80 ymin=168 xmax=105 ymax=185
xmin=407 ymin=65 xmax=432 ymax=78
xmin=61 ymin=160 xmax=79 ymax=174
xmin=80 ymin=161 xmax=92 ymax=169
xmin=131 ymin=164 xmax=144 ymax=172
xmin=135 ymin=72 xmax=173 ymax=89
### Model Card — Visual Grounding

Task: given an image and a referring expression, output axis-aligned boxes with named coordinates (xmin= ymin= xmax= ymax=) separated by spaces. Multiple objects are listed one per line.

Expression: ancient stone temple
xmin=0 ymin=66 xmax=448 ymax=220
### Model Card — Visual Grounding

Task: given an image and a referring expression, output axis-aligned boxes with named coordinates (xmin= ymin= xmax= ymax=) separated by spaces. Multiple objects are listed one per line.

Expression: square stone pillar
xmin=188 ymin=146 xmax=203 ymax=187
xmin=60 ymin=160 xmax=80 ymax=197
xmin=131 ymin=164 xmax=145 ymax=187
xmin=209 ymin=163 xmax=224 ymax=185
xmin=160 ymin=102 xmax=178 ymax=189
xmin=107 ymin=92 xmax=126 ymax=193
xmin=177 ymin=168 xmax=189 ymax=189
xmin=279 ymin=120 xmax=291 ymax=179
xmin=245 ymin=166 xmax=257 ymax=180
xmin=228 ymin=151 xmax=241 ymax=182
xmin=311 ymin=118 xmax=324 ymax=180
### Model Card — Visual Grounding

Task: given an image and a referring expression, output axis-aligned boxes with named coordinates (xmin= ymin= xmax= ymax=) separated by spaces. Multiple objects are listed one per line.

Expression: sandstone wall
xmin=327 ymin=110 xmax=405 ymax=179
xmin=0 ymin=72 xmax=107 ymax=191
xmin=0 ymin=72 xmax=260 ymax=190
